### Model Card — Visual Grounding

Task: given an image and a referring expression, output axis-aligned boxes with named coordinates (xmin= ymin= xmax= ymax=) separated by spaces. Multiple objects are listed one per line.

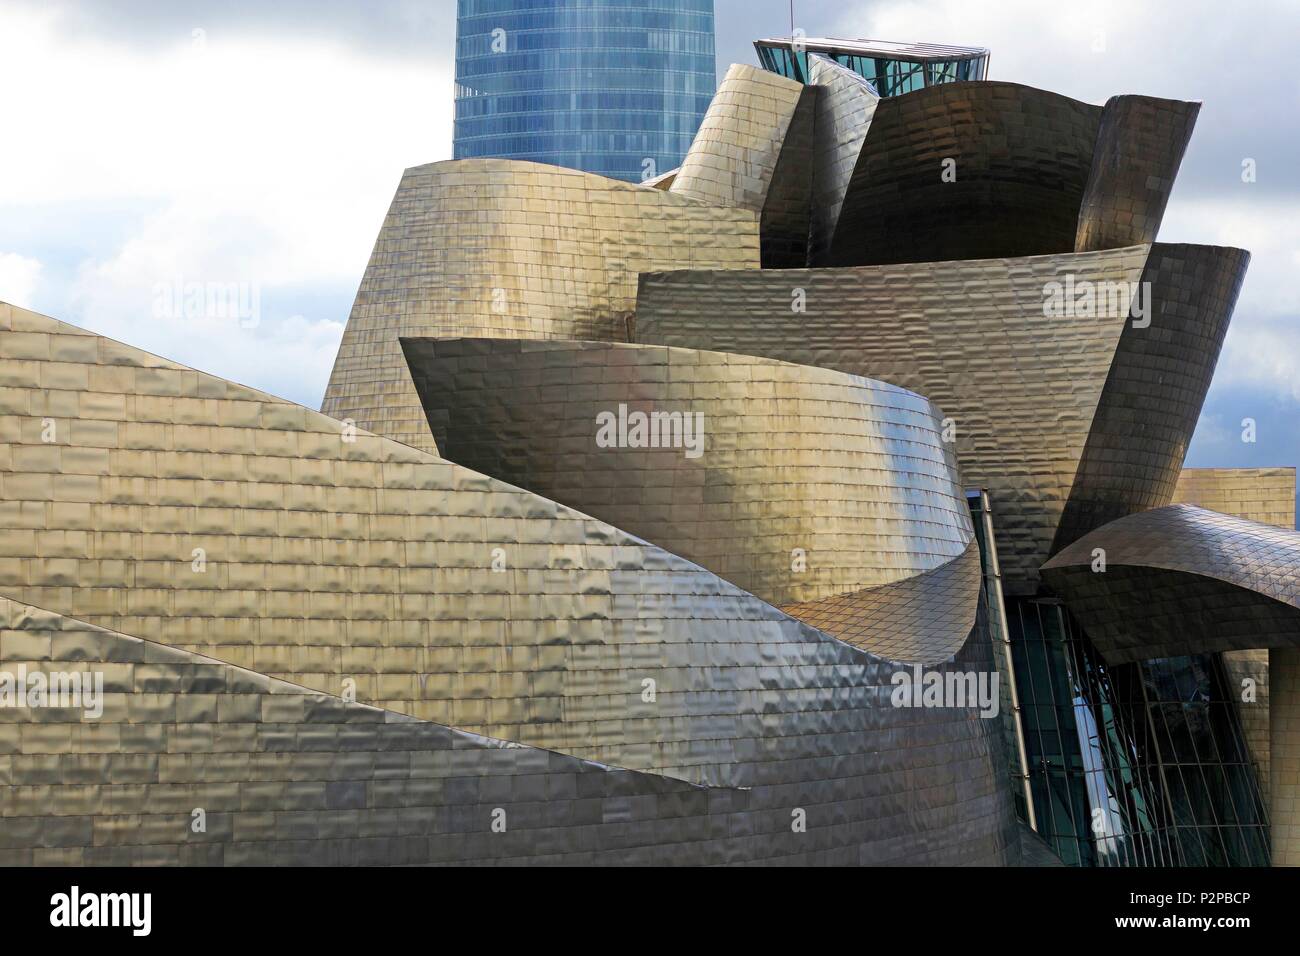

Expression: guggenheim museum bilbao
xmin=1 ymin=35 xmax=1297 ymax=868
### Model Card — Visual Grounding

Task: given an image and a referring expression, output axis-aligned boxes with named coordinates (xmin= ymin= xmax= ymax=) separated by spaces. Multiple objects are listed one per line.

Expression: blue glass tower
xmin=454 ymin=0 xmax=716 ymax=182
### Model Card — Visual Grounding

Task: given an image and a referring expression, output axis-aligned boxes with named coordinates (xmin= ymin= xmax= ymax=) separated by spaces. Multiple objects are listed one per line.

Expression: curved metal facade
xmin=1074 ymin=96 xmax=1200 ymax=253
xmin=1 ymin=34 xmax=1275 ymax=868
xmin=400 ymin=336 xmax=978 ymax=660
xmin=635 ymin=245 xmax=1153 ymax=594
xmin=669 ymin=64 xmax=805 ymax=210
xmin=806 ymin=55 xmax=880 ymax=263
xmin=807 ymin=83 xmax=1197 ymax=268
xmin=827 ymin=81 xmax=1101 ymax=266
xmin=0 ymin=303 xmax=1020 ymax=865
xmin=1042 ymin=504 xmax=1300 ymax=664
xmin=320 ymin=159 xmax=760 ymax=454
xmin=1050 ymin=244 xmax=1251 ymax=551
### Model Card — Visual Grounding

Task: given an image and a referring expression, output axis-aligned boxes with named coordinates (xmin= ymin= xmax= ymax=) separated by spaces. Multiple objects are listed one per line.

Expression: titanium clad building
xmin=3 ymin=30 xmax=1297 ymax=868
xmin=453 ymin=0 xmax=717 ymax=181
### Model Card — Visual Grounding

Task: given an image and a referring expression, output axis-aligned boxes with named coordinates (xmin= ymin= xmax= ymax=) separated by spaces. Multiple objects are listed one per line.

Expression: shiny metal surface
xmin=636 ymin=244 xmax=1154 ymax=594
xmin=400 ymin=336 xmax=978 ymax=661
xmin=818 ymin=83 xmax=1196 ymax=267
xmin=827 ymin=81 xmax=1100 ymax=266
xmin=1041 ymin=504 xmax=1300 ymax=664
xmin=1173 ymin=467 xmax=1298 ymax=530
xmin=0 ymin=44 xmax=1266 ymax=867
xmin=806 ymin=55 xmax=879 ymax=264
xmin=670 ymin=64 xmax=806 ymax=211
xmin=1074 ymin=96 xmax=1200 ymax=253
xmin=320 ymin=159 xmax=761 ymax=454
xmin=0 ymin=303 xmax=1021 ymax=864
xmin=1051 ymin=244 xmax=1251 ymax=552
xmin=776 ymin=540 xmax=982 ymax=661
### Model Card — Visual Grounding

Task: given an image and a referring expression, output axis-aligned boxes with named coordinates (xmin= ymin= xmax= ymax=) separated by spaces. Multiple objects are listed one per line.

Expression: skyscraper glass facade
xmin=454 ymin=0 xmax=716 ymax=182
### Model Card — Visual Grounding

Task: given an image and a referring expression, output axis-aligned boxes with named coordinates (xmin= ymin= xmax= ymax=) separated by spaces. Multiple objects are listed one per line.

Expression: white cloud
xmin=0 ymin=252 xmax=43 ymax=309
xmin=827 ymin=0 xmax=1298 ymax=105
xmin=1157 ymin=197 xmax=1300 ymax=401
xmin=0 ymin=4 xmax=453 ymax=404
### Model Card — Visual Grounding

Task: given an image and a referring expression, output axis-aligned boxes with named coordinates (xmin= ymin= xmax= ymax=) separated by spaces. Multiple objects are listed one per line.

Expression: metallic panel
xmin=669 ymin=64 xmax=806 ymax=211
xmin=1051 ymin=245 xmax=1250 ymax=552
xmin=826 ymin=82 xmax=1101 ymax=266
xmin=1075 ymin=96 xmax=1199 ymax=253
xmin=0 ymin=593 xmax=1017 ymax=865
xmin=635 ymin=244 xmax=1152 ymax=594
xmin=0 ymin=303 xmax=1021 ymax=864
xmin=1173 ymin=467 xmax=1297 ymax=530
xmin=400 ymin=336 xmax=978 ymax=661
xmin=639 ymin=167 xmax=679 ymax=190
xmin=759 ymin=84 xmax=818 ymax=268
xmin=1271 ymin=647 xmax=1300 ymax=866
xmin=806 ymin=55 xmax=879 ymax=264
xmin=1041 ymin=504 xmax=1300 ymax=664
xmin=776 ymin=540 xmax=982 ymax=661
xmin=320 ymin=159 xmax=761 ymax=453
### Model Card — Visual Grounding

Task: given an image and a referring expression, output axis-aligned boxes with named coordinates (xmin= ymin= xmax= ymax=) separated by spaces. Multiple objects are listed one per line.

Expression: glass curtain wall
xmin=1009 ymin=597 xmax=1270 ymax=866
xmin=455 ymin=0 xmax=716 ymax=182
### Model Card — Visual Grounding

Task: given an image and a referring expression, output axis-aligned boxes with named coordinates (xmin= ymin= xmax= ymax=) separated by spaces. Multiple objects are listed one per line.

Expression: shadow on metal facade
xmin=1041 ymin=504 xmax=1300 ymax=665
xmin=0 ymin=34 xmax=1279 ymax=867
xmin=401 ymin=336 xmax=979 ymax=662
xmin=0 ymin=303 xmax=1020 ymax=865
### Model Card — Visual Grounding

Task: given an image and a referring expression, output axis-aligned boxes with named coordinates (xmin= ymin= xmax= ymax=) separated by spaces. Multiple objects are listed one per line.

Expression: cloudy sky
xmin=1 ymin=0 xmax=1297 ymax=481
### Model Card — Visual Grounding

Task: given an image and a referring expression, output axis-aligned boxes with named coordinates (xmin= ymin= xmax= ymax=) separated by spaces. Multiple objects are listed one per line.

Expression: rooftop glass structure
xmin=454 ymin=0 xmax=716 ymax=182
xmin=755 ymin=36 xmax=989 ymax=95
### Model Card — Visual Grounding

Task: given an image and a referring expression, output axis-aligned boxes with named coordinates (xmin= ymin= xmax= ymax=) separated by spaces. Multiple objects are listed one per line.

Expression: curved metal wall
xmin=669 ymin=63 xmax=805 ymax=210
xmin=807 ymin=55 xmax=880 ymax=263
xmin=1051 ymin=245 xmax=1250 ymax=553
xmin=759 ymin=84 xmax=819 ymax=268
xmin=0 ymin=303 xmax=1022 ymax=865
xmin=809 ymin=83 xmax=1197 ymax=268
xmin=320 ymin=158 xmax=760 ymax=454
xmin=1042 ymin=504 xmax=1300 ymax=664
xmin=635 ymin=244 xmax=1153 ymax=594
xmin=1074 ymin=95 xmax=1200 ymax=253
xmin=825 ymin=82 xmax=1101 ymax=266
xmin=400 ymin=336 xmax=979 ymax=661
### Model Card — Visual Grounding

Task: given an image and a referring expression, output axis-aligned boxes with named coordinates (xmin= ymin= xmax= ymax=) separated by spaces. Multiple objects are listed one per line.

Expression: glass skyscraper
xmin=454 ymin=0 xmax=716 ymax=182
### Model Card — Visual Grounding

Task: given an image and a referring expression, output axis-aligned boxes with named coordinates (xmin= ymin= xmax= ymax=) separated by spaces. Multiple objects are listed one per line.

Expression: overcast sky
xmin=1 ymin=0 xmax=1297 ymax=493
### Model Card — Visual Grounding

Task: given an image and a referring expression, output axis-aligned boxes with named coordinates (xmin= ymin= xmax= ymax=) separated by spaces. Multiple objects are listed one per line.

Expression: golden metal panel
xmin=401 ymin=336 xmax=979 ymax=661
xmin=320 ymin=159 xmax=761 ymax=454
xmin=636 ymin=245 xmax=1152 ymax=593
xmin=670 ymin=64 xmax=806 ymax=211
xmin=0 ymin=304 xmax=1020 ymax=864
xmin=1173 ymin=467 xmax=1297 ymax=531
